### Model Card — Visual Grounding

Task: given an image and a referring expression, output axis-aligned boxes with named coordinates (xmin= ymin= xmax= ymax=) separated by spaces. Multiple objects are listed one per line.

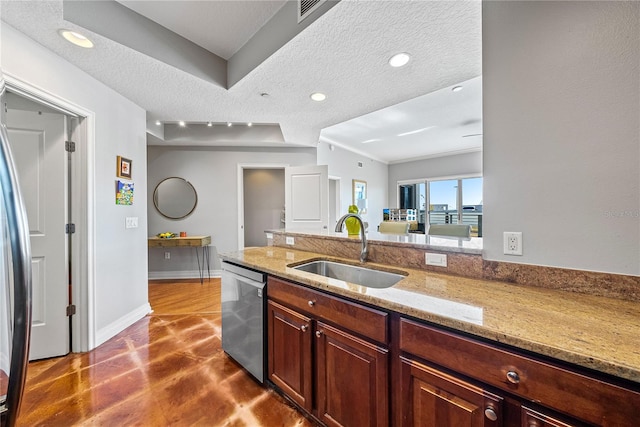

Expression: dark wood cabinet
xmin=263 ymin=273 xmax=639 ymax=427
xmin=316 ymin=321 xmax=388 ymax=427
xmin=521 ymin=406 xmax=581 ymax=427
xmin=399 ymin=317 xmax=640 ymax=426
xmin=267 ymin=300 xmax=313 ymax=411
xmin=400 ymin=355 xmax=503 ymax=427
xmin=267 ymin=276 xmax=390 ymax=427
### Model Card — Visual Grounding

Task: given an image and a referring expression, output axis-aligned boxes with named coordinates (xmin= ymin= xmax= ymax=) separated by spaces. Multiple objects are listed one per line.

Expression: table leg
xmin=204 ymin=245 xmax=211 ymax=280
xmin=195 ymin=246 xmax=204 ymax=284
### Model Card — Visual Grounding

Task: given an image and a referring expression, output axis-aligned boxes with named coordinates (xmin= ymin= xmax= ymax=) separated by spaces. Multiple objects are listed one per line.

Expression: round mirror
xmin=153 ymin=177 xmax=198 ymax=220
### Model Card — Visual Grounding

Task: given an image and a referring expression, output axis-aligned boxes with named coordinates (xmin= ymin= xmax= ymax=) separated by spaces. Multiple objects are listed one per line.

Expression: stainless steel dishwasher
xmin=221 ymin=261 xmax=266 ymax=383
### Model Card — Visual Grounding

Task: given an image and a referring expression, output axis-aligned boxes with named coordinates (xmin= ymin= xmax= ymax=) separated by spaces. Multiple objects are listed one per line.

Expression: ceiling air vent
xmin=298 ymin=0 xmax=326 ymax=23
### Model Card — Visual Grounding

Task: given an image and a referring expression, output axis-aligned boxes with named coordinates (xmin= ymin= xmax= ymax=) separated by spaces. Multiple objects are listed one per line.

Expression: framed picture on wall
xmin=117 ymin=156 xmax=132 ymax=179
xmin=115 ymin=180 xmax=134 ymax=205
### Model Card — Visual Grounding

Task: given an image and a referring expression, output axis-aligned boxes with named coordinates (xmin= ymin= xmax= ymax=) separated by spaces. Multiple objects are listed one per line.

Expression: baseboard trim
xmin=95 ymin=302 xmax=151 ymax=347
xmin=148 ymin=270 xmax=222 ymax=280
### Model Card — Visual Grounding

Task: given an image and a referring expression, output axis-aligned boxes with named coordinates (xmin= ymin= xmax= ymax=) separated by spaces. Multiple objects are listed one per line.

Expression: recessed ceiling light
xmin=247 ymin=122 xmax=253 ymax=127
xmin=155 ymin=120 xmax=161 ymax=126
xmin=58 ymin=29 xmax=94 ymax=48
xmin=388 ymin=52 xmax=411 ymax=67
xmin=207 ymin=122 xmax=213 ymax=127
xmin=310 ymin=92 xmax=326 ymax=102
xmin=178 ymin=121 xmax=185 ymax=127
xmin=452 ymin=86 xmax=463 ymax=92
xmin=227 ymin=122 xmax=233 ymax=127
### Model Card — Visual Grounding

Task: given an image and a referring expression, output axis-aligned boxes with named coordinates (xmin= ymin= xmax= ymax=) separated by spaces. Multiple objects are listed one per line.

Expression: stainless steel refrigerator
xmin=0 ymin=77 xmax=33 ymax=426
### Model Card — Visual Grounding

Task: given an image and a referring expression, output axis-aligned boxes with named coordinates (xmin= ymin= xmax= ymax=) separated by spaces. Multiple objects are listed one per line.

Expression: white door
xmin=285 ymin=165 xmax=329 ymax=231
xmin=6 ymin=108 xmax=69 ymax=360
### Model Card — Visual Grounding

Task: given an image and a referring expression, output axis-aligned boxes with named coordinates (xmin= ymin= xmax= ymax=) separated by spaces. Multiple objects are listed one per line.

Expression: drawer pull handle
xmin=484 ymin=408 xmax=498 ymax=421
xmin=506 ymin=371 xmax=521 ymax=384
xmin=308 ymin=300 xmax=315 ymax=307
xmin=315 ymin=330 xmax=323 ymax=338
xmin=301 ymin=325 xmax=308 ymax=332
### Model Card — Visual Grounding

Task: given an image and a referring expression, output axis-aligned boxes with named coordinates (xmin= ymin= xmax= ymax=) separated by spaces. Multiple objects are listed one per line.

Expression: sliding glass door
xmin=398 ymin=176 xmax=483 ymax=236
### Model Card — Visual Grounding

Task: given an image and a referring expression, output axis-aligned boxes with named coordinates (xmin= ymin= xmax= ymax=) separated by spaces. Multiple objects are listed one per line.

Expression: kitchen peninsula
xmin=221 ymin=232 xmax=640 ymax=426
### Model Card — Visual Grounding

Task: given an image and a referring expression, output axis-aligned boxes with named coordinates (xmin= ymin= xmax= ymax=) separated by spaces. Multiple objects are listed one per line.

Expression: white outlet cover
xmin=503 ymin=232 xmax=523 ymax=255
xmin=425 ymin=252 xmax=447 ymax=267
xmin=286 ymin=236 xmax=295 ymax=245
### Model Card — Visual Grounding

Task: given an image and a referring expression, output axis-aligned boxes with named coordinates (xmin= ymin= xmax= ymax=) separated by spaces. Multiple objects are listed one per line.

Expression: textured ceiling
xmin=0 ymin=0 xmax=482 ymax=163
xmin=117 ymin=0 xmax=287 ymax=60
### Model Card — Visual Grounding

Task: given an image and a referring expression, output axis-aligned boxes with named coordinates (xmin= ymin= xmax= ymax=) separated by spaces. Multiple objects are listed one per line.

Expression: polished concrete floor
xmin=17 ymin=279 xmax=313 ymax=426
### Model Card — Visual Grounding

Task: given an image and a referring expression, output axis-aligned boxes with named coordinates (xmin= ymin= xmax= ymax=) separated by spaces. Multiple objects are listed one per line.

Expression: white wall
xmin=317 ymin=140 xmax=388 ymax=230
xmin=387 ymin=151 xmax=482 ymax=206
xmin=147 ymin=146 xmax=316 ymax=277
xmin=2 ymin=24 xmax=149 ymax=346
xmin=483 ymin=1 xmax=640 ymax=275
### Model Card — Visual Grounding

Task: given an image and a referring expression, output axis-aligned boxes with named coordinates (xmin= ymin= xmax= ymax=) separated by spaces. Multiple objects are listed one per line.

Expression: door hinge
xmin=66 ymin=223 xmax=76 ymax=234
xmin=65 ymin=141 xmax=76 ymax=152
xmin=66 ymin=304 xmax=76 ymax=316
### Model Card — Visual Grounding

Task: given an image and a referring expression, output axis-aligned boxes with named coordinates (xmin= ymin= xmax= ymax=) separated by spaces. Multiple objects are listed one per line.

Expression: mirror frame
xmin=352 ymin=179 xmax=367 ymax=205
xmin=153 ymin=177 xmax=198 ymax=220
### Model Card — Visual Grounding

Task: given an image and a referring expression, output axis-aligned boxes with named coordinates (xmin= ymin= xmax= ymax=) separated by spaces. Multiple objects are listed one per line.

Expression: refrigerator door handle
xmin=0 ymin=78 xmax=33 ymax=427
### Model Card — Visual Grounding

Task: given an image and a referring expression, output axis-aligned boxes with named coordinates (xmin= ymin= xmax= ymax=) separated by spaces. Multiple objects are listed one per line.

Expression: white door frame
xmin=236 ymin=163 xmax=289 ymax=250
xmin=5 ymin=73 xmax=96 ymax=353
xmin=328 ymin=175 xmax=341 ymax=228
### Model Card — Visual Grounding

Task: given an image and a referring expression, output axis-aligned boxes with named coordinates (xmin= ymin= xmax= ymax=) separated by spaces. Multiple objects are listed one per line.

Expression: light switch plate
xmin=265 ymin=232 xmax=274 ymax=239
xmin=425 ymin=252 xmax=447 ymax=267
xmin=125 ymin=217 xmax=138 ymax=229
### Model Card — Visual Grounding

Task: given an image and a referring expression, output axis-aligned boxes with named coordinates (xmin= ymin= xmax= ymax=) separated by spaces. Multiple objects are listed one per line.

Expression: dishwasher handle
xmin=222 ymin=261 xmax=266 ymax=283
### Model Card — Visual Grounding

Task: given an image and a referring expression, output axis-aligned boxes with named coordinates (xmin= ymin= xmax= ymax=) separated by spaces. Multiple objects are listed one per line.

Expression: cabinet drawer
xmin=268 ymin=276 xmax=388 ymax=344
xmin=399 ymin=318 xmax=639 ymax=426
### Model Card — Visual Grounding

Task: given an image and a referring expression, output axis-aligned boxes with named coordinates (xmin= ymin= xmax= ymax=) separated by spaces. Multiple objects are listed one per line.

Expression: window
xmin=398 ymin=177 xmax=483 ymax=236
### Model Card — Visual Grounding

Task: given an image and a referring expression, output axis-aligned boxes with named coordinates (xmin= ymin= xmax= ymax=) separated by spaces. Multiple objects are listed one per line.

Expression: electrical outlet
xmin=164 ymin=252 xmax=171 ymax=260
xmin=125 ymin=217 xmax=138 ymax=229
xmin=425 ymin=253 xmax=447 ymax=267
xmin=503 ymin=232 xmax=523 ymax=255
xmin=286 ymin=236 xmax=295 ymax=245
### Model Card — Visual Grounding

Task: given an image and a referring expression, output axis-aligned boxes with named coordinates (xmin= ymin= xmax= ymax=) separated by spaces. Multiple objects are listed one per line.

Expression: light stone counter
xmin=221 ymin=246 xmax=640 ymax=384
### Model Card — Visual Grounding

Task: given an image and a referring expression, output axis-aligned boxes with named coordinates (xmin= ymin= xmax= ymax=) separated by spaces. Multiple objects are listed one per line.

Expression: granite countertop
xmin=221 ymin=246 xmax=640 ymax=384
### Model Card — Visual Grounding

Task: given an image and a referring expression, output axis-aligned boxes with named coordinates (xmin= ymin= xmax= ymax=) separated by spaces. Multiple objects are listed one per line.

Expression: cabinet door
xmin=316 ymin=322 xmax=389 ymax=427
xmin=267 ymin=300 xmax=313 ymax=411
xmin=521 ymin=406 xmax=582 ymax=427
xmin=400 ymin=356 xmax=503 ymax=427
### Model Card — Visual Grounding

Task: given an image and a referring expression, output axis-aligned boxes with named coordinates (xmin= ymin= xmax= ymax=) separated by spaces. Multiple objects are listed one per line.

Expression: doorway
xmin=5 ymin=91 xmax=74 ymax=359
xmin=243 ymin=168 xmax=285 ymax=248
xmin=237 ymin=164 xmax=288 ymax=250
xmin=4 ymin=76 xmax=93 ymax=355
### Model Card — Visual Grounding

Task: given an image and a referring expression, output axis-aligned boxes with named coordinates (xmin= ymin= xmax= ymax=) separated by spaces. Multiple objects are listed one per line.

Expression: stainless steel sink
xmin=291 ymin=260 xmax=406 ymax=288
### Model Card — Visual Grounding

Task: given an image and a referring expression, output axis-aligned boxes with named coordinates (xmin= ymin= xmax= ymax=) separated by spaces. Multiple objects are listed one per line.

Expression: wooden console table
xmin=148 ymin=235 xmax=211 ymax=283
